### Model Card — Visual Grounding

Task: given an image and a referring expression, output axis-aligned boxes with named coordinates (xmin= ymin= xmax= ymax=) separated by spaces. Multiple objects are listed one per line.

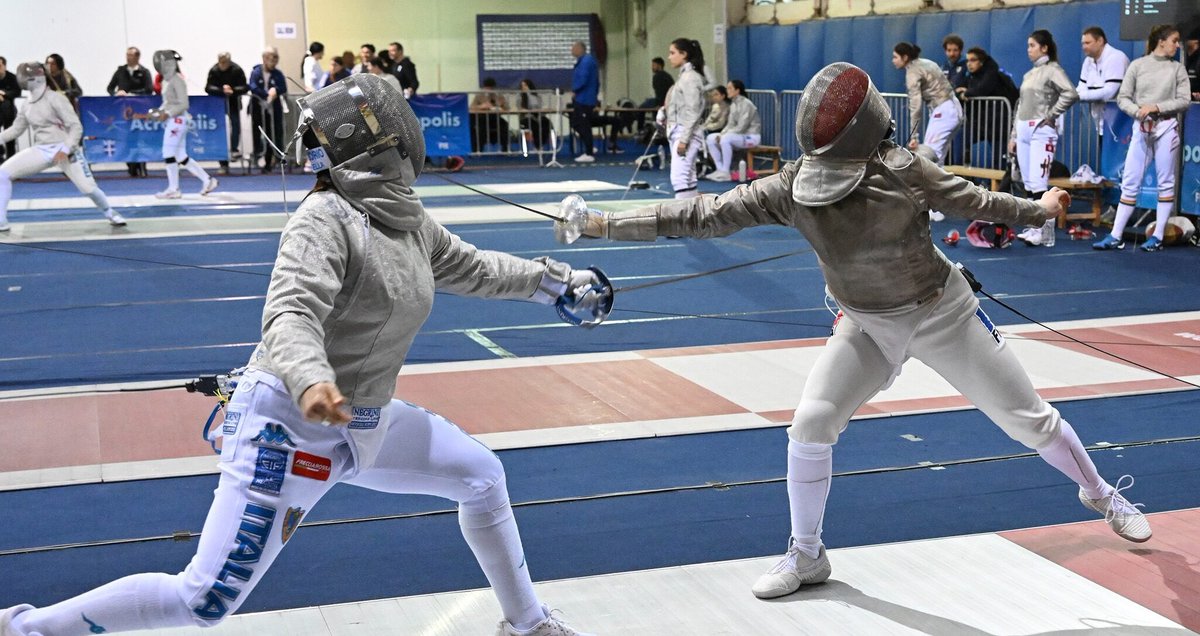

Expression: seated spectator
xmin=326 ymin=56 xmax=350 ymax=86
xmin=518 ymin=78 xmax=553 ymax=148
xmin=703 ymin=85 xmax=729 ymax=133
xmin=45 ymin=53 xmax=82 ymax=111
xmin=704 ymin=80 xmax=761 ymax=182
xmin=470 ymin=77 xmax=511 ymax=152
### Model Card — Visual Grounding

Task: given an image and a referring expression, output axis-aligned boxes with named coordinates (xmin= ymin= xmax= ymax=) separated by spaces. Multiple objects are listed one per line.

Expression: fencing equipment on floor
xmin=705 ymin=93 xmax=762 ymax=174
xmin=1107 ymin=53 xmax=1190 ymax=242
xmin=1011 ymin=56 xmax=1077 ymax=194
xmin=664 ymin=62 xmax=705 ymax=199
xmin=904 ymin=58 xmax=960 ymax=164
xmin=1076 ymin=44 xmax=1129 ymax=136
xmin=0 ymin=62 xmax=119 ymax=229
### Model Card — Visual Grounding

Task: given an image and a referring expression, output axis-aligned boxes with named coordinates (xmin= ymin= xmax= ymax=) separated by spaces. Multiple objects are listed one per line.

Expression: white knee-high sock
xmin=1110 ymin=202 xmax=1136 ymax=237
xmin=1152 ymin=200 xmax=1172 ymax=240
xmin=458 ymin=475 xmax=545 ymax=631
xmin=787 ymin=438 xmax=832 ymax=558
xmin=85 ymin=189 xmax=112 ymax=214
xmin=13 ymin=572 xmax=197 ymax=635
xmin=181 ymin=157 xmax=210 ymax=183
xmin=0 ymin=171 xmax=12 ymax=221
xmin=1035 ymin=420 xmax=1111 ymax=500
xmin=165 ymin=162 xmax=180 ymax=191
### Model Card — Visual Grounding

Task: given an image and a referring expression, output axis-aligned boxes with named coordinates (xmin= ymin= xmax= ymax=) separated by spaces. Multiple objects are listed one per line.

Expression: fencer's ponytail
xmin=893 ymin=42 xmax=921 ymax=63
xmin=671 ymin=38 xmax=705 ymax=75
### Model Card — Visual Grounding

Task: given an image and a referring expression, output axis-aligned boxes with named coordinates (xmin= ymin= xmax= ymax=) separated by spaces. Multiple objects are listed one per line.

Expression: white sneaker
xmin=105 ymin=210 xmax=127 ymax=227
xmin=573 ymin=153 xmax=595 ymax=163
xmin=0 ymin=604 xmax=35 ymax=636
xmin=200 ymin=178 xmax=219 ymax=196
xmin=705 ymin=170 xmax=732 ymax=182
xmin=1019 ymin=226 xmax=1044 ymax=246
xmin=496 ymin=605 xmax=592 ymax=636
xmin=1079 ymin=475 xmax=1152 ymax=543
xmin=0 ymin=218 xmax=9 ymax=232
xmin=928 ymin=210 xmax=945 ymax=222
xmin=154 ymin=189 xmax=182 ymax=200
xmin=752 ymin=540 xmax=831 ymax=599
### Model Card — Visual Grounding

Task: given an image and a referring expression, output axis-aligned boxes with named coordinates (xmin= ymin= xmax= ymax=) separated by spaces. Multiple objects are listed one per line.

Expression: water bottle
xmin=738 ymin=159 xmax=747 ymax=183
xmin=1041 ymin=219 xmax=1056 ymax=247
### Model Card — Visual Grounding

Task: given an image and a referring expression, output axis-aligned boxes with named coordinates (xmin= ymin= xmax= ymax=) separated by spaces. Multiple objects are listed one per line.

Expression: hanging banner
xmin=1181 ymin=104 xmax=1199 ymax=216
xmin=79 ymin=95 xmax=229 ymax=163
xmin=409 ymin=93 xmax=470 ymax=156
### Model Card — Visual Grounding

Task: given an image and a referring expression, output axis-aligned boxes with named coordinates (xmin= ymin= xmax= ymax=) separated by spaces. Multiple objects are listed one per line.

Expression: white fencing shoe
xmin=154 ymin=189 xmax=182 ymax=199
xmin=1079 ymin=475 xmax=1152 ymax=543
xmin=1 ymin=604 xmax=36 ymax=636
xmin=496 ymin=605 xmax=593 ymax=636
xmin=0 ymin=218 xmax=10 ymax=232
xmin=200 ymin=177 xmax=219 ymax=196
xmin=105 ymin=210 xmax=127 ymax=226
xmin=752 ymin=540 xmax=831 ymax=599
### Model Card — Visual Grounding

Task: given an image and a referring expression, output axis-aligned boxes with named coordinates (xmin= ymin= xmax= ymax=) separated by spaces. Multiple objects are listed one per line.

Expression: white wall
xmin=3 ymin=0 xmax=265 ymax=95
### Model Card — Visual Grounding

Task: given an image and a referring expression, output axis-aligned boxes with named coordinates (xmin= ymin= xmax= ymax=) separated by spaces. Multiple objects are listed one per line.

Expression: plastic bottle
xmin=738 ymin=159 xmax=747 ymax=183
xmin=1041 ymin=219 xmax=1056 ymax=247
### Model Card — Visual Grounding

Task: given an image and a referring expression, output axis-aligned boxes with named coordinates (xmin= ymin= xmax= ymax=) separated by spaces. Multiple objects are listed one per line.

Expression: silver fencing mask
xmin=15 ymin=62 xmax=46 ymax=92
xmin=153 ymin=50 xmax=181 ymax=78
xmin=793 ymin=62 xmax=894 ymax=206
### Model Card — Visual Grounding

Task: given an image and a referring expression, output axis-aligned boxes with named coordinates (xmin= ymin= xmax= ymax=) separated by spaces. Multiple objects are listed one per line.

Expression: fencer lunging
xmin=0 ymin=74 xmax=603 ymax=636
xmin=0 ymin=61 xmax=125 ymax=232
xmin=561 ymin=62 xmax=1152 ymax=601
xmin=152 ymin=50 xmax=217 ymax=200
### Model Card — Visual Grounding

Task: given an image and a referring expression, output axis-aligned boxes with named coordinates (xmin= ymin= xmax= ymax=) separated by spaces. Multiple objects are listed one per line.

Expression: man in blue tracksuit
xmin=569 ymin=41 xmax=602 ymax=162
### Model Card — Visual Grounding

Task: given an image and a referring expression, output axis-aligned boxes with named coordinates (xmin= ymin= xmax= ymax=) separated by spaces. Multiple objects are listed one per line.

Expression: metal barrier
xmin=1056 ymin=101 xmax=1101 ymax=176
xmin=745 ymin=89 xmax=781 ymax=150
xmin=956 ymin=96 xmax=1011 ymax=171
xmin=780 ymin=90 xmax=803 ymax=160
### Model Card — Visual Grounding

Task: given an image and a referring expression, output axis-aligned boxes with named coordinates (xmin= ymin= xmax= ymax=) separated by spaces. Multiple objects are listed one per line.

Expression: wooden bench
xmin=944 ymin=165 xmax=1110 ymax=228
xmin=746 ymin=145 xmax=783 ymax=176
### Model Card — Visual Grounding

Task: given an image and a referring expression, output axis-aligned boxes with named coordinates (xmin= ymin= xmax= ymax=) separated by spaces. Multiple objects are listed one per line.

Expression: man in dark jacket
xmin=387 ymin=42 xmax=419 ymax=97
xmin=206 ymin=52 xmax=249 ymax=174
xmin=1186 ymin=28 xmax=1199 ymax=101
xmin=107 ymin=47 xmax=154 ymax=176
xmin=0 ymin=56 xmax=20 ymax=161
xmin=248 ymin=48 xmax=286 ymax=173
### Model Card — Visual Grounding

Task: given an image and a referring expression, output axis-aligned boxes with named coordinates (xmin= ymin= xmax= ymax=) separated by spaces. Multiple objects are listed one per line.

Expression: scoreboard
xmin=1120 ymin=0 xmax=1199 ymax=40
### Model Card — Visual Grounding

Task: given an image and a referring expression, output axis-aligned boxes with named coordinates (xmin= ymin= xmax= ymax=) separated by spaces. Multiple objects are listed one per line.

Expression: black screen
xmin=1120 ymin=0 xmax=1200 ymax=41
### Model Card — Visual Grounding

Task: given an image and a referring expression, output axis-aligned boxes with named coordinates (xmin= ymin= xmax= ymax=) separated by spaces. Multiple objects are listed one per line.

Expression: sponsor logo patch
xmin=349 ymin=406 xmax=381 ymax=430
xmin=250 ymin=447 xmax=288 ymax=495
xmin=291 ymin=451 xmax=331 ymax=481
xmin=221 ymin=411 xmax=242 ymax=436
xmin=281 ymin=506 xmax=306 ymax=544
xmin=252 ymin=423 xmax=295 ymax=447
xmin=975 ymin=307 xmax=1003 ymax=346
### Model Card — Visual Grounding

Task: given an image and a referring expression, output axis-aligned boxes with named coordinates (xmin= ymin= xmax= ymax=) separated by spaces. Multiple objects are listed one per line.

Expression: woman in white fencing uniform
xmin=1093 ymin=23 xmax=1191 ymax=252
xmin=560 ymin=62 xmax=1150 ymax=601
xmin=0 ymin=62 xmax=125 ymax=232
xmin=704 ymin=79 xmax=762 ymax=182
xmin=153 ymin=50 xmax=218 ymax=199
xmin=1008 ymin=30 xmax=1077 ymax=212
xmin=0 ymin=74 xmax=604 ymax=636
xmin=892 ymin=42 xmax=962 ymax=165
xmin=661 ymin=38 xmax=707 ymax=199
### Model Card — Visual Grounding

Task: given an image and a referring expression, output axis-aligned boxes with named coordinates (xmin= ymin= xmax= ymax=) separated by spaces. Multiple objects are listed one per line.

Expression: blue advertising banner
xmin=1099 ymin=103 xmax=1165 ymax=210
xmin=1181 ymin=104 xmax=1200 ymax=216
xmin=409 ymin=93 xmax=470 ymax=157
xmin=79 ymin=96 xmax=229 ymax=163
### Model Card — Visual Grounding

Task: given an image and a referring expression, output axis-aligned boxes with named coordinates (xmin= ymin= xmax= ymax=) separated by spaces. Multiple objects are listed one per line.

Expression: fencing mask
xmin=153 ymin=50 xmax=182 ymax=79
xmin=793 ymin=62 xmax=894 ymax=206
xmin=15 ymin=62 xmax=47 ymax=94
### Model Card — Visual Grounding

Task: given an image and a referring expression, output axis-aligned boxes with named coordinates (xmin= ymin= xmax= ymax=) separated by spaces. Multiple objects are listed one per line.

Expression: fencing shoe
xmin=200 ymin=177 xmax=219 ymax=196
xmin=0 ymin=217 xmax=9 ymax=232
xmin=1 ymin=605 xmax=36 ymax=636
xmin=1079 ymin=475 xmax=1151 ymax=543
xmin=154 ymin=189 xmax=182 ymax=200
xmin=496 ymin=606 xmax=592 ymax=636
xmin=1092 ymin=234 xmax=1124 ymax=250
xmin=105 ymin=210 xmax=127 ymax=226
xmin=752 ymin=539 xmax=831 ymax=599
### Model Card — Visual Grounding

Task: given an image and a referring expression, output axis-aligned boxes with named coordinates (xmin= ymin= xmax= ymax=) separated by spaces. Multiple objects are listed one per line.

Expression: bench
xmin=746 ymin=145 xmax=783 ymax=176
xmin=944 ymin=165 xmax=1110 ymax=228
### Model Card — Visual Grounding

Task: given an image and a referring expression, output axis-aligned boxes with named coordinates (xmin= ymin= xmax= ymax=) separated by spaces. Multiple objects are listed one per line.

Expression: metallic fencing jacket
xmin=721 ymin=94 xmax=762 ymax=136
xmin=250 ymin=190 xmax=569 ymax=411
xmin=0 ymin=90 xmax=82 ymax=150
xmin=1117 ymin=54 xmax=1191 ymax=120
xmin=905 ymin=58 xmax=954 ymax=140
xmin=605 ymin=143 xmax=1047 ymax=312
xmin=1012 ymin=57 xmax=1077 ymax=132
xmin=161 ymin=75 xmax=189 ymax=117
xmin=666 ymin=63 xmax=706 ymax=140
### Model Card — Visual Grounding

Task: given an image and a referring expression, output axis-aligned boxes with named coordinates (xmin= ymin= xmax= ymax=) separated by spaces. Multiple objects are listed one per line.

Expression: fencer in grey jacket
xmin=1011 ymin=56 xmax=1078 ymax=138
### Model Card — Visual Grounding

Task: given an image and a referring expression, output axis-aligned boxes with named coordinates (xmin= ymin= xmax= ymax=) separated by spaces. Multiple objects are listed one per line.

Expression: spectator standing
xmin=354 ymin=44 xmax=375 ymax=74
xmin=44 ymin=53 xmax=82 ymax=111
xmin=367 ymin=57 xmax=402 ymax=92
xmin=1185 ymin=28 xmax=1199 ymax=100
xmin=893 ymin=42 xmax=962 ymax=165
xmin=0 ymin=57 xmax=21 ymax=162
xmin=470 ymin=77 xmax=511 ymax=152
xmin=1077 ymin=26 xmax=1130 ymax=136
xmin=388 ymin=42 xmax=419 ymax=98
xmin=249 ymin=47 xmax=286 ymax=173
xmin=942 ymin=34 xmax=969 ymax=89
xmin=957 ymin=47 xmax=1012 ymax=169
xmin=705 ymin=80 xmax=761 ymax=182
xmin=107 ymin=47 xmax=154 ymax=177
xmin=663 ymin=38 xmax=707 ymax=199
xmin=569 ymin=41 xmax=602 ymax=162
xmin=205 ymin=52 xmax=249 ymax=176
xmin=302 ymin=41 xmax=325 ymax=93
xmin=1093 ymin=24 xmax=1190 ymax=252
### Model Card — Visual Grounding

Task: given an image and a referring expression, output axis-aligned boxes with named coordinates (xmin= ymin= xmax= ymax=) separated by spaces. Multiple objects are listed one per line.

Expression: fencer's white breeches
xmin=0 ymin=145 xmax=107 ymax=218
xmin=1014 ymin=119 xmax=1058 ymax=194
xmin=669 ymin=124 xmax=703 ymax=199
xmin=1118 ymin=118 xmax=1178 ymax=206
xmin=923 ymin=99 xmax=962 ymax=165
xmin=705 ymin=132 xmax=761 ymax=173
xmin=9 ymin=370 xmax=515 ymax=634
xmin=162 ymin=114 xmax=191 ymax=160
xmin=788 ymin=267 xmax=1062 ymax=450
